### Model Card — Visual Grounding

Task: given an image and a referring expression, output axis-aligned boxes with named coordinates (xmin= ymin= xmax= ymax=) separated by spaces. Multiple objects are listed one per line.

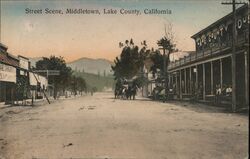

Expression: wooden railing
xmin=168 ymin=33 xmax=248 ymax=70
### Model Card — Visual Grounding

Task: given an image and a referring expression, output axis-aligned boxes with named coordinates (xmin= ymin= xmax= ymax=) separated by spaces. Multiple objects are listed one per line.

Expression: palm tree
xmin=157 ymin=36 xmax=176 ymax=101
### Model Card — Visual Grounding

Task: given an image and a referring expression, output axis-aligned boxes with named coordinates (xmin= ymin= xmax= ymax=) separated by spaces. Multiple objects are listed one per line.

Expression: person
xmin=196 ymin=82 xmax=203 ymax=100
xmin=172 ymin=83 xmax=176 ymax=96
xmin=221 ymin=84 xmax=227 ymax=96
xmin=215 ymin=84 xmax=222 ymax=104
xmin=226 ymin=85 xmax=232 ymax=96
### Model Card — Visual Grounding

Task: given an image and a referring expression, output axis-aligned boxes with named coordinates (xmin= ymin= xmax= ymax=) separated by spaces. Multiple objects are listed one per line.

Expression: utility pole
xmin=163 ymin=48 xmax=167 ymax=102
xmin=221 ymin=0 xmax=247 ymax=112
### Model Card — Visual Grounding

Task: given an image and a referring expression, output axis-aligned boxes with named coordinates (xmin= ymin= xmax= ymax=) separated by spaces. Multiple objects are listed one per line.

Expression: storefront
xmin=0 ymin=51 xmax=18 ymax=104
xmin=168 ymin=4 xmax=249 ymax=111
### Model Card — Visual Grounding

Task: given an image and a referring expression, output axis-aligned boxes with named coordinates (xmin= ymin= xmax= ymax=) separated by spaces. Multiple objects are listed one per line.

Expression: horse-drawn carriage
xmin=151 ymin=85 xmax=174 ymax=101
xmin=114 ymin=79 xmax=138 ymax=100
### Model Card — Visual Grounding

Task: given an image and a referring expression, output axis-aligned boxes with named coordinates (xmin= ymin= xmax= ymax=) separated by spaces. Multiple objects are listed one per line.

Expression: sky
xmin=0 ymin=0 xmax=243 ymax=62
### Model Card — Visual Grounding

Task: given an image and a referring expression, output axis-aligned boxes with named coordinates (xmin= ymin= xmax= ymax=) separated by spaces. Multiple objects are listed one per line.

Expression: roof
xmin=18 ymin=55 xmax=30 ymax=60
xmin=0 ymin=43 xmax=8 ymax=51
xmin=191 ymin=4 xmax=248 ymax=39
xmin=0 ymin=44 xmax=19 ymax=67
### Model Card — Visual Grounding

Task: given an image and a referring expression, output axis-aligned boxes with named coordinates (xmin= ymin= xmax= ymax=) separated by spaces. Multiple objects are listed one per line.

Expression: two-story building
xmin=0 ymin=43 xmax=20 ymax=104
xmin=168 ymin=4 xmax=249 ymax=111
xmin=0 ymin=43 xmax=49 ymax=105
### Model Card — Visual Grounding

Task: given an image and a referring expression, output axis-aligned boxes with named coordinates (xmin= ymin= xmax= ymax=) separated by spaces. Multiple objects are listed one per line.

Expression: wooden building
xmin=0 ymin=43 xmax=49 ymax=105
xmin=0 ymin=43 xmax=19 ymax=104
xmin=168 ymin=5 xmax=249 ymax=111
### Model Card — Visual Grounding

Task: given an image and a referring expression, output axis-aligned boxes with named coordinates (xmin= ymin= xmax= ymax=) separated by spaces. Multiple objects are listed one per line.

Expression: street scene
xmin=0 ymin=0 xmax=249 ymax=158
xmin=0 ymin=92 xmax=248 ymax=159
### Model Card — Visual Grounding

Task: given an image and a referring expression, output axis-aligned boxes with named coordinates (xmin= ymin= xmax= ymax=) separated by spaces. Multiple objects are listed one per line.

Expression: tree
xmin=112 ymin=39 xmax=142 ymax=80
xmin=69 ymin=75 xmax=86 ymax=95
xmin=35 ymin=56 xmax=72 ymax=99
xmin=92 ymin=87 xmax=97 ymax=93
xmin=156 ymin=31 xmax=176 ymax=101
xmin=112 ymin=39 xmax=152 ymax=92
xmin=76 ymin=76 xmax=87 ymax=95
xmin=149 ymin=49 xmax=164 ymax=78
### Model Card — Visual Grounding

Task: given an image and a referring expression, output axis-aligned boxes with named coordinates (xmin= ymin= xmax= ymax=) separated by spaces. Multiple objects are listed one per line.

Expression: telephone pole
xmin=163 ymin=48 xmax=167 ymax=102
xmin=221 ymin=0 xmax=247 ymax=112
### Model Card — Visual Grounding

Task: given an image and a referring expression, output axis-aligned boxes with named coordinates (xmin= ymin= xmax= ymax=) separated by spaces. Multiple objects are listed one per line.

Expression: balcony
xmin=168 ymin=32 xmax=248 ymax=70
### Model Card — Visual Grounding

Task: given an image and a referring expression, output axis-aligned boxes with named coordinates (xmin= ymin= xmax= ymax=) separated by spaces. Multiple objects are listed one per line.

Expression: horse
xmin=115 ymin=86 xmax=127 ymax=99
xmin=125 ymin=85 xmax=137 ymax=100
xmin=115 ymin=86 xmax=123 ymax=99
xmin=121 ymin=87 xmax=127 ymax=99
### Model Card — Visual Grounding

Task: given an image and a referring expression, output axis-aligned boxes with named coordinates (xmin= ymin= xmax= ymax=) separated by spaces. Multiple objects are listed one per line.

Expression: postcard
xmin=0 ymin=0 xmax=249 ymax=159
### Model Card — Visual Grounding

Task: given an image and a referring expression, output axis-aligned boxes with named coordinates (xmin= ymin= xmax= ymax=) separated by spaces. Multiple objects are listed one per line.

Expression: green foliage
xmin=112 ymin=46 xmax=141 ymax=79
xmin=149 ymin=36 xmax=176 ymax=79
xmin=35 ymin=56 xmax=86 ymax=97
xmin=112 ymin=39 xmax=149 ymax=84
xmin=69 ymin=75 xmax=87 ymax=95
xmin=35 ymin=56 xmax=72 ymax=90
xmin=92 ymin=87 xmax=98 ymax=92
xmin=157 ymin=36 xmax=175 ymax=53
xmin=73 ymin=71 xmax=114 ymax=91
xmin=149 ymin=49 xmax=164 ymax=78
xmin=155 ymin=36 xmax=177 ymax=99
xmin=112 ymin=37 xmax=176 ymax=91
xmin=133 ymin=76 xmax=148 ymax=88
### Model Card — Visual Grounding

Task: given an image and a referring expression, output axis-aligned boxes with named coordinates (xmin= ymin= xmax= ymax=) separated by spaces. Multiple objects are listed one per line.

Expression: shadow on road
xmin=165 ymin=100 xmax=249 ymax=116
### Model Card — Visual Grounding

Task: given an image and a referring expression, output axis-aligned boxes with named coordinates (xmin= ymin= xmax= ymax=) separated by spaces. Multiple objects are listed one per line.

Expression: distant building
xmin=168 ymin=4 xmax=249 ymax=110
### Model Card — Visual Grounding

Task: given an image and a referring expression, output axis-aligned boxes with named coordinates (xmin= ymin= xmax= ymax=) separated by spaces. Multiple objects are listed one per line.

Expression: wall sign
xmin=0 ymin=63 xmax=16 ymax=83
xmin=19 ymin=57 xmax=29 ymax=70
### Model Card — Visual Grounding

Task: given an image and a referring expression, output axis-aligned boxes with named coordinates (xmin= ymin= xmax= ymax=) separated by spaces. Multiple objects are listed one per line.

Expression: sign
xmin=30 ymin=73 xmax=48 ymax=88
xmin=38 ymin=75 xmax=48 ymax=88
xmin=19 ymin=57 xmax=29 ymax=70
xmin=0 ymin=63 xmax=16 ymax=83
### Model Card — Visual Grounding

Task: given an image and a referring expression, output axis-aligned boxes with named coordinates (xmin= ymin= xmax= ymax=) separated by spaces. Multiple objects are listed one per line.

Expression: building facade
xmin=168 ymin=5 xmax=249 ymax=110
xmin=0 ymin=43 xmax=48 ymax=105
xmin=0 ymin=43 xmax=19 ymax=104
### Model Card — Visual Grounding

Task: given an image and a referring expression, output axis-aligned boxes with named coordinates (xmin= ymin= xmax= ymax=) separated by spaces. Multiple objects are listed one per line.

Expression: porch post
xmin=244 ymin=52 xmax=249 ymax=106
xmin=220 ymin=58 xmax=223 ymax=88
xmin=202 ymin=63 xmax=206 ymax=100
xmin=180 ymin=70 xmax=182 ymax=99
xmin=195 ymin=65 xmax=198 ymax=96
xmin=189 ymin=67 xmax=192 ymax=94
xmin=175 ymin=72 xmax=178 ymax=95
xmin=211 ymin=61 xmax=214 ymax=95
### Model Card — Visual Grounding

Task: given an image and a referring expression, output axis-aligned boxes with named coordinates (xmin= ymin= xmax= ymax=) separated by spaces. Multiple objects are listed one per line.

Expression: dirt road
xmin=0 ymin=92 xmax=248 ymax=159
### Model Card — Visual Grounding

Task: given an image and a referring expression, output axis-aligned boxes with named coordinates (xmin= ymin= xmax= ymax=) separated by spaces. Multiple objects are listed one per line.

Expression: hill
xmin=67 ymin=57 xmax=113 ymax=76
xmin=73 ymin=71 xmax=114 ymax=92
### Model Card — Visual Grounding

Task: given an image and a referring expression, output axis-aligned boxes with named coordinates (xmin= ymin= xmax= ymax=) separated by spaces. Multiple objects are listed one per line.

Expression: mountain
xmin=29 ymin=57 xmax=114 ymax=76
xmin=67 ymin=57 xmax=113 ymax=76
